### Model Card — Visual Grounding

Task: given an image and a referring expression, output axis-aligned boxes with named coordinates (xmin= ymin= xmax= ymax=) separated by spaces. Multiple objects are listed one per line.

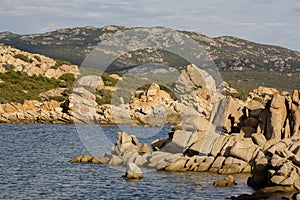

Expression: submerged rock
xmin=125 ymin=163 xmax=143 ymax=179
xmin=69 ymin=154 xmax=108 ymax=164
xmin=213 ymin=175 xmax=236 ymax=187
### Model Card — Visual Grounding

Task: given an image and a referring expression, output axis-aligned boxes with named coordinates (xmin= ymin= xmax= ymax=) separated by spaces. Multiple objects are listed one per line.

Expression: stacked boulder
xmin=70 ymin=88 xmax=300 ymax=176
xmin=248 ymin=137 xmax=300 ymax=191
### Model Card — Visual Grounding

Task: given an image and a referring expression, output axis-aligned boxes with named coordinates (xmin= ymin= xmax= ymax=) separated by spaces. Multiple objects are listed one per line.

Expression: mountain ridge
xmin=0 ymin=25 xmax=299 ymax=70
xmin=0 ymin=25 xmax=299 ymax=94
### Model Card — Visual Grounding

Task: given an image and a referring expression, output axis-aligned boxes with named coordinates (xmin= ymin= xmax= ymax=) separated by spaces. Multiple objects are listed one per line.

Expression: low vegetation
xmin=221 ymin=70 xmax=300 ymax=95
xmin=0 ymin=70 xmax=74 ymax=104
xmin=13 ymin=54 xmax=33 ymax=63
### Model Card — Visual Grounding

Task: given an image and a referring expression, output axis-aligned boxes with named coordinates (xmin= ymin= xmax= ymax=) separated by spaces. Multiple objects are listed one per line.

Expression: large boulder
xmin=210 ymin=96 xmax=245 ymax=133
xmin=77 ymin=75 xmax=104 ymax=89
xmin=268 ymin=94 xmax=287 ymax=140
xmin=68 ymin=87 xmax=97 ymax=123
xmin=229 ymin=138 xmax=258 ymax=162
xmin=161 ymin=116 xmax=216 ymax=155
xmin=292 ymin=90 xmax=300 ymax=135
xmin=124 ymin=163 xmax=143 ymax=179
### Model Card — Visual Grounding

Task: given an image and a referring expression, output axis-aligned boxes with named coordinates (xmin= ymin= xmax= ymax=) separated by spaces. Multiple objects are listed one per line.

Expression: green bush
xmin=58 ymin=73 xmax=75 ymax=88
xmin=59 ymin=73 xmax=75 ymax=82
xmin=13 ymin=54 xmax=33 ymax=63
xmin=55 ymin=59 xmax=71 ymax=67
xmin=101 ymin=73 xmax=118 ymax=87
xmin=3 ymin=64 xmax=14 ymax=70
xmin=0 ymin=70 xmax=63 ymax=103
xmin=49 ymin=96 xmax=66 ymax=102
xmin=96 ymin=89 xmax=112 ymax=105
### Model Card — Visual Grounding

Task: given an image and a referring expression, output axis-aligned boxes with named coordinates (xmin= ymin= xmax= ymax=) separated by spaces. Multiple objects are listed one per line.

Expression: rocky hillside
xmin=0 ymin=25 xmax=299 ymax=93
xmin=0 ymin=43 xmax=79 ymax=104
xmin=1 ymin=25 xmax=299 ymax=72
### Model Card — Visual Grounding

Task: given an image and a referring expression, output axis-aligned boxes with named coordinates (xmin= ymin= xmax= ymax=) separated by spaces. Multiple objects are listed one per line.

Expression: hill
xmin=0 ymin=25 xmax=299 ymax=93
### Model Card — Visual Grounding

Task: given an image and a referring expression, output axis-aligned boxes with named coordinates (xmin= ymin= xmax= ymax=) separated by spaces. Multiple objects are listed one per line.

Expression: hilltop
xmin=0 ymin=25 xmax=299 ymax=94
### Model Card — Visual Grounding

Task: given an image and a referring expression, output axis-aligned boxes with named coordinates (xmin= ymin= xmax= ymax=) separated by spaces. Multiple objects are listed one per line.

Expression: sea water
xmin=0 ymin=124 xmax=254 ymax=199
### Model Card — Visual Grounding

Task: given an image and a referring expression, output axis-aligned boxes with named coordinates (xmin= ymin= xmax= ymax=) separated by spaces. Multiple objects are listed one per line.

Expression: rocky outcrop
xmin=0 ymin=99 xmax=71 ymax=123
xmin=69 ymin=154 xmax=108 ymax=164
xmin=69 ymin=86 xmax=300 ymax=179
xmin=68 ymin=87 xmax=98 ymax=123
xmin=96 ymin=64 xmax=215 ymax=125
xmin=0 ymin=44 xmax=79 ymax=79
xmin=248 ymin=137 xmax=300 ymax=191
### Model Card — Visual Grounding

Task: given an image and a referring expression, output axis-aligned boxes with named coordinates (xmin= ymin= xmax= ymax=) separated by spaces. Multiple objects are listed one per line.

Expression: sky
xmin=0 ymin=0 xmax=299 ymax=51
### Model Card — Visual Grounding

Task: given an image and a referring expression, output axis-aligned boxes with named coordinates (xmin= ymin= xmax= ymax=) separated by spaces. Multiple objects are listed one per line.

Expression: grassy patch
xmin=0 ymin=70 xmax=71 ymax=103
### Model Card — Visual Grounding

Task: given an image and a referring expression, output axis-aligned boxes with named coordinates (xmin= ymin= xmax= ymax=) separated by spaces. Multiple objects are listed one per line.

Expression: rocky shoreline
xmin=70 ymin=88 xmax=300 ymax=197
xmin=1 ymin=42 xmax=300 ymax=196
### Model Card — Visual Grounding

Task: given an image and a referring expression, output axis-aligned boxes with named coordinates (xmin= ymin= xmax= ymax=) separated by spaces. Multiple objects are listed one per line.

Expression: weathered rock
xmin=125 ymin=163 xmax=143 ymax=179
xmin=229 ymin=138 xmax=257 ymax=162
xmin=240 ymin=126 xmax=256 ymax=138
xmin=105 ymin=153 xmax=124 ymax=166
xmin=219 ymin=156 xmax=249 ymax=174
xmin=268 ymin=94 xmax=287 ymax=140
xmin=251 ymin=133 xmax=267 ymax=145
xmin=210 ymin=96 xmax=244 ymax=134
xmin=78 ymin=75 xmax=104 ymax=89
xmin=164 ymin=157 xmax=190 ymax=172
xmin=213 ymin=175 xmax=236 ymax=187
xmin=209 ymin=156 xmax=226 ymax=173
xmin=151 ymin=138 xmax=169 ymax=151
xmin=0 ymin=44 xmax=79 ymax=79
xmin=0 ymin=100 xmax=72 ymax=123
xmin=210 ymin=135 xmax=228 ymax=157
xmin=69 ymin=154 xmax=108 ymax=164
xmin=292 ymin=90 xmax=300 ymax=135
xmin=146 ymin=83 xmax=160 ymax=97
xmin=248 ymin=138 xmax=300 ymax=190
xmin=197 ymin=156 xmax=215 ymax=172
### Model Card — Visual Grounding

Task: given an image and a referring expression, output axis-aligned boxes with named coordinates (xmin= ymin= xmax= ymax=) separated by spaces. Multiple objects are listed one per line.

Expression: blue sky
xmin=0 ymin=0 xmax=299 ymax=51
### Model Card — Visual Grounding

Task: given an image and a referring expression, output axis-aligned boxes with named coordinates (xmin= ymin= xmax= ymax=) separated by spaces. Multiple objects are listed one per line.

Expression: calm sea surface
xmin=0 ymin=124 xmax=255 ymax=199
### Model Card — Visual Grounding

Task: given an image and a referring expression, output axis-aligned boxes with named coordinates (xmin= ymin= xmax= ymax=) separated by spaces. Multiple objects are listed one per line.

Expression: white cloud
xmin=296 ymin=2 xmax=300 ymax=11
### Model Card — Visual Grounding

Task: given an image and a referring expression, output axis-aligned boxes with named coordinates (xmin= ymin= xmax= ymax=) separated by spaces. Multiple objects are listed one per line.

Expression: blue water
xmin=0 ymin=124 xmax=254 ymax=199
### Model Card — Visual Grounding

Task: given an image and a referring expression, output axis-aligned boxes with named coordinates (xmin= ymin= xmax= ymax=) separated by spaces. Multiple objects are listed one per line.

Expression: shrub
xmin=96 ymin=89 xmax=112 ymax=105
xmin=13 ymin=54 xmax=33 ymax=63
xmin=0 ymin=70 xmax=62 ymax=103
xmin=59 ymin=73 xmax=75 ymax=82
xmin=3 ymin=64 xmax=14 ymax=70
xmin=55 ymin=59 xmax=71 ymax=68
xmin=49 ymin=96 xmax=66 ymax=102
xmin=101 ymin=73 xmax=118 ymax=87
